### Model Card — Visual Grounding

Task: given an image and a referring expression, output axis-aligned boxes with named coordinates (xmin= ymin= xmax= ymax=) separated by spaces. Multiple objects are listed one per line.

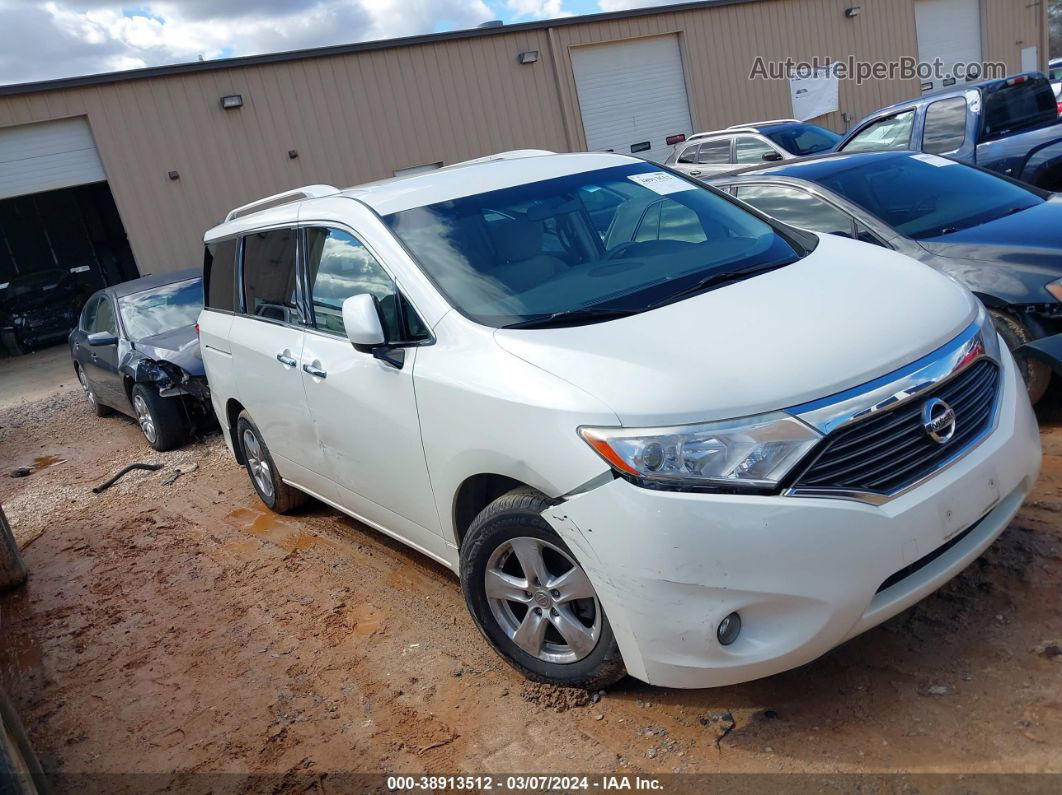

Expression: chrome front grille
xmin=791 ymin=359 xmax=1000 ymax=497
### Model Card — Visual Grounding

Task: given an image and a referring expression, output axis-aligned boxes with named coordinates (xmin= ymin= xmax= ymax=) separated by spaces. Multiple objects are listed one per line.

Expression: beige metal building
xmin=0 ymin=0 xmax=1048 ymax=286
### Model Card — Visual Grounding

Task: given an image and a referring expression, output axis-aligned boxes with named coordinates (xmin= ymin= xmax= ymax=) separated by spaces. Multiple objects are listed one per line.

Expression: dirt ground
xmin=1 ymin=370 xmax=1061 ymax=785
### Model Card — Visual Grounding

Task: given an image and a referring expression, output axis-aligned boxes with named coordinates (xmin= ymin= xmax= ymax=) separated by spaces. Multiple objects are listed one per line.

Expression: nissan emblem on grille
xmin=921 ymin=397 xmax=957 ymax=444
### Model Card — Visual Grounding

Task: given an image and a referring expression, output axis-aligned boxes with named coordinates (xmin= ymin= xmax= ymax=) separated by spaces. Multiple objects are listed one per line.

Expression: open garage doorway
xmin=0 ymin=182 xmax=137 ymax=355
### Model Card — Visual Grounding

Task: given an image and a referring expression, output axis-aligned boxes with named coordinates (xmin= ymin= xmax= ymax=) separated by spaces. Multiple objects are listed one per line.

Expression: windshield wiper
xmin=503 ymin=306 xmax=640 ymax=329
xmin=644 ymin=261 xmax=792 ymax=311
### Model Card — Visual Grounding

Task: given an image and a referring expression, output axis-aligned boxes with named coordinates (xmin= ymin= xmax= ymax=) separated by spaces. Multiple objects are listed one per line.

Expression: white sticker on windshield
xmin=911 ymin=153 xmax=957 ymax=167
xmin=627 ymin=171 xmax=697 ymax=195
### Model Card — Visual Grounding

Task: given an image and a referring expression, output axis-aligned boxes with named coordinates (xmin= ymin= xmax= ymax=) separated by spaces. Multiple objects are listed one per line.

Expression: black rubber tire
xmin=0 ymin=330 xmax=24 ymax=358
xmin=236 ymin=411 xmax=307 ymax=514
xmin=989 ymin=310 xmax=1051 ymax=405
xmin=75 ymin=363 xmax=112 ymax=417
xmin=131 ymin=383 xmax=186 ymax=452
xmin=460 ymin=487 xmax=626 ymax=690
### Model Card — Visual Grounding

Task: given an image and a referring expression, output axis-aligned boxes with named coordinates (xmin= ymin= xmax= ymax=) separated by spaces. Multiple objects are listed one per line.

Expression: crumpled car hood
xmin=132 ymin=324 xmax=204 ymax=377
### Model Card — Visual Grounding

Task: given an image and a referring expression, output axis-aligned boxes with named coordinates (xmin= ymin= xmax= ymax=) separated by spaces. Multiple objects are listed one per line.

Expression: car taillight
xmin=195 ymin=322 xmax=200 ymax=336
xmin=1006 ymin=75 xmax=1029 ymax=86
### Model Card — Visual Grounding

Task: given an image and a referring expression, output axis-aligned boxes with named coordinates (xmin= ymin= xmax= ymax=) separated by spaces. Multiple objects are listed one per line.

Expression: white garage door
xmin=0 ymin=117 xmax=106 ymax=201
xmin=915 ymin=0 xmax=983 ymax=94
xmin=571 ymin=35 xmax=693 ymax=163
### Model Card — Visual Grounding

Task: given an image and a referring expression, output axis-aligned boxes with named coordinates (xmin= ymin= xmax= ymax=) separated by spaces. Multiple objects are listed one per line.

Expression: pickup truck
xmin=836 ymin=72 xmax=1062 ymax=191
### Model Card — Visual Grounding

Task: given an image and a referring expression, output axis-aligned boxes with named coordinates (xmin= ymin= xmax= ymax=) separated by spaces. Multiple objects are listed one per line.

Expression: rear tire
xmin=236 ymin=411 xmax=307 ymax=514
xmin=131 ymin=384 xmax=186 ymax=452
xmin=460 ymin=487 xmax=626 ymax=689
xmin=990 ymin=310 xmax=1051 ymax=405
xmin=76 ymin=364 xmax=111 ymax=417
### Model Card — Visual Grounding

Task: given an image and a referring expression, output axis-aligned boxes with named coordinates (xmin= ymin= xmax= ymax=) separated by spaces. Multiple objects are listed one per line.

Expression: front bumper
xmin=543 ymin=348 xmax=1042 ymax=688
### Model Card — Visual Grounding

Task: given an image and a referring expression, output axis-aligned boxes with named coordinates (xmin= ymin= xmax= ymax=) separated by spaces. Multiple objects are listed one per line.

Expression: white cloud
xmin=505 ymin=0 xmax=572 ymax=19
xmin=0 ymin=0 xmax=496 ymax=86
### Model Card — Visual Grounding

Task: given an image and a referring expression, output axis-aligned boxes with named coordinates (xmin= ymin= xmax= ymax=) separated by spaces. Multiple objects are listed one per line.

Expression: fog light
xmin=717 ymin=612 xmax=741 ymax=645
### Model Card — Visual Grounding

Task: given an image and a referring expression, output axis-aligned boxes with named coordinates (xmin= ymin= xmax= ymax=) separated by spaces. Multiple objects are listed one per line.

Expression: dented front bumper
xmin=542 ymin=349 xmax=1041 ymax=688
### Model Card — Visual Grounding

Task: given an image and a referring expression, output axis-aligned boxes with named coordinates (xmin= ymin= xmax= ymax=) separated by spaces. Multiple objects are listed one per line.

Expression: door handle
xmin=276 ymin=352 xmax=297 ymax=367
xmin=689 ymin=170 xmax=702 ymax=176
xmin=303 ymin=362 xmax=327 ymax=379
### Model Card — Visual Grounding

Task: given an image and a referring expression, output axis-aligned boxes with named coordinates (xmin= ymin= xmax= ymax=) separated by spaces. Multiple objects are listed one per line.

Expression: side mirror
xmin=762 ymin=151 xmax=784 ymax=162
xmin=87 ymin=331 xmax=118 ymax=346
xmin=342 ymin=293 xmax=386 ymax=349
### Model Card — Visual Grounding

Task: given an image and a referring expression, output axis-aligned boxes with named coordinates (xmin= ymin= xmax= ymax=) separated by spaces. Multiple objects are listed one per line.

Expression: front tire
xmin=460 ymin=487 xmax=626 ymax=689
xmin=131 ymin=384 xmax=186 ymax=452
xmin=236 ymin=411 xmax=307 ymax=513
xmin=990 ymin=310 xmax=1051 ymax=405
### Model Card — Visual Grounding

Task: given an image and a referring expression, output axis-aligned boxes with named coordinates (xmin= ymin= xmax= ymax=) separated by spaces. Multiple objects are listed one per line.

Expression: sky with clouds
xmin=0 ymin=0 xmax=680 ymax=87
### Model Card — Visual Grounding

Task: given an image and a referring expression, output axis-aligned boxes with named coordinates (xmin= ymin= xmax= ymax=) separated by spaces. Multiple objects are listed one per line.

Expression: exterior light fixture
xmin=220 ymin=94 xmax=244 ymax=109
xmin=517 ymin=50 xmax=539 ymax=65
xmin=844 ymin=5 xmax=861 ymax=17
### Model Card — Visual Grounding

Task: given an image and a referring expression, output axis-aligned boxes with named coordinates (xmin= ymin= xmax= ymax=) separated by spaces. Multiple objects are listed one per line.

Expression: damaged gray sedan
xmin=69 ymin=269 xmax=210 ymax=451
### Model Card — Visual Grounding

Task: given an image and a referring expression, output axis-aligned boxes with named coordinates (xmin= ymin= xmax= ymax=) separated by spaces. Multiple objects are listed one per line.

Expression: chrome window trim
xmin=783 ymin=313 xmax=1003 ymax=506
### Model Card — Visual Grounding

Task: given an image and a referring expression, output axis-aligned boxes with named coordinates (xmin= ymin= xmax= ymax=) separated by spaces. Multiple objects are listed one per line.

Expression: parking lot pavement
xmin=0 ymin=377 xmax=1060 ymax=779
xmin=0 ymin=345 xmax=74 ymax=410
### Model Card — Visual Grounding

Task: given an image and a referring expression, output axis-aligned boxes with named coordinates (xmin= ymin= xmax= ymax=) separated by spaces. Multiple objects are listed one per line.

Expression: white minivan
xmin=199 ymin=151 xmax=1042 ymax=689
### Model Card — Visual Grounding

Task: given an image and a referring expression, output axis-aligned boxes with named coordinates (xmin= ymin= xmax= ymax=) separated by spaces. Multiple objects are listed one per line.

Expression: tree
xmin=0 ymin=504 xmax=27 ymax=591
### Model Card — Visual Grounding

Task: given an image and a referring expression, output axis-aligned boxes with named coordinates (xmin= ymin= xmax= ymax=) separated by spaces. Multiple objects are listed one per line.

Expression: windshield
xmin=384 ymin=163 xmax=800 ymax=327
xmin=118 ymin=278 xmax=203 ymax=341
xmin=982 ymin=76 xmax=1058 ymax=139
xmin=814 ymin=154 xmax=1042 ymax=239
xmin=762 ymin=124 xmax=841 ymax=156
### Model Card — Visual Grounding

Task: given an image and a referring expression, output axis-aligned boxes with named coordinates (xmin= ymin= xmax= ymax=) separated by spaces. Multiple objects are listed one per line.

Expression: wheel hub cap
xmin=133 ymin=395 xmax=156 ymax=443
xmin=242 ymin=428 xmax=274 ymax=499
xmin=485 ymin=536 xmax=601 ymax=665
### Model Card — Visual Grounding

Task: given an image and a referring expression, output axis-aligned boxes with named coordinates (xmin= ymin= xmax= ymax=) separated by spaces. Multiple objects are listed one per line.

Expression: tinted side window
xmin=91 ymin=297 xmax=118 ymax=335
xmin=736 ymin=184 xmax=854 ymax=236
xmin=204 ymin=238 xmax=238 ymax=312
xmin=677 ymin=144 xmax=700 ymax=164
xmin=697 ymin=139 xmax=731 ymax=164
xmin=241 ymin=229 xmax=301 ymax=324
xmin=305 ymin=227 xmax=429 ymax=342
xmin=842 ymin=111 xmax=915 ymax=152
xmin=81 ymin=296 xmax=101 ymax=331
xmin=734 ymin=136 xmax=776 ymax=164
xmin=923 ymin=97 xmax=968 ymax=154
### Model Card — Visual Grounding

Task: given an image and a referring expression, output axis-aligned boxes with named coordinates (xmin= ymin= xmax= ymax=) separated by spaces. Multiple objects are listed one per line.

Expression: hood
xmin=493 ymin=234 xmax=977 ymax=426
xmin=132 ymin=324 xmax=205 ymax=376
xmin=919 ymin=202 xmax=1062 ymax=276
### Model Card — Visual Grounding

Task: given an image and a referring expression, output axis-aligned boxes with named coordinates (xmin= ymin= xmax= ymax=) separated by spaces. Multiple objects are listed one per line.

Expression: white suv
xmin=199 ymin=151 xmax=1041 ymax=689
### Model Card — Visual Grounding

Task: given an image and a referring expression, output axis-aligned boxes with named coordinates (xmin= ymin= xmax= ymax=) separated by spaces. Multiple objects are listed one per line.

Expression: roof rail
xmin=686 ymin=130 xmax=742 ymax=142
xmin=726 ymin=118 xmax=801 ymax=129
xmin=446 ymin=149 xmax=555 ymax=168
xmin=224 ymin=184 xmax=338 ymax=222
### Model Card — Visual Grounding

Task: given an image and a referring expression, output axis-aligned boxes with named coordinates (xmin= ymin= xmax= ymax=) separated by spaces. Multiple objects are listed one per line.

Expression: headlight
xmin=579 ymin=411 xmax=822 ymax=491
xmin=1046 ymin=278 xmax=1062 ymax=303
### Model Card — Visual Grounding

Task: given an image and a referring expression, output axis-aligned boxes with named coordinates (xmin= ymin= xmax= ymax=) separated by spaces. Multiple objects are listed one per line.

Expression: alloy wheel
xmin=132 ymin=394 xmax=157 ymax=444
xmin=242 ymin=428 xmax=274 ymax=499
xmin=77 ymin=368 xmax=97 ymax=411
xmin=485 ymin=536 xmax=600 ymax=664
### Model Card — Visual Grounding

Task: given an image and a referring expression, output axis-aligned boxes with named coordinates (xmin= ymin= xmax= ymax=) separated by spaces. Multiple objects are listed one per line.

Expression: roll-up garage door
xmin=915 ymin=0 xmax=983 ymax=93
xmin=571 ymin=35 xmax=694 ymax=163
xmin=0 ymin=117 xmax=106 ymax=201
